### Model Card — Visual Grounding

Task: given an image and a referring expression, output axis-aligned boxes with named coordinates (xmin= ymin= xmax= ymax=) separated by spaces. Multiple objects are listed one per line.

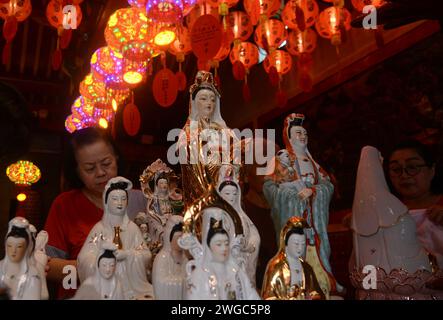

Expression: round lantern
xmin=263 ymin=49 xmax=293 ymax=75
xmin=227 ymin=11 xmax=253 ymax=46
xmin=128 ymin=0 xmax=147 ymax=10
xmin=105 ymin=7 xmax=157 ymax=63
xmin=65 ymin=114 xmax=80 ymax=133
xmin=146 ymin=0 xmax=195 ymax=24
xmin=0 ymin=0 xmax=32 ymax=64
xmin=286 ymin=28 xmax=317 ymax=56
xmin=46 ymin=0 xmax=82 ymax=69
xmin=254 ymin=19 xmax=288 ymax=53
xmin=315 ymin=6 xmax=351 ymax=46
xmin=6 ymin=161 xmax=41 ymax=186
xmin=71 ymin=95 xmax=95 ymax=120
xmin=282 ymin=0 xmax=319 ymax=31
xmin=79 ymin=74 xmax=108 ymax=108
xmin=186 ymin=3 xmax=219 ymax=30
xmin=243 ymin=0 xmax=280 ymax=26
xmin=168 ymin=26 xmax=192 ymax=61
xmin=351 ymin=0 xmax=385 ymax=11
xmin=229 ymin=41 xmax=259 ymax=71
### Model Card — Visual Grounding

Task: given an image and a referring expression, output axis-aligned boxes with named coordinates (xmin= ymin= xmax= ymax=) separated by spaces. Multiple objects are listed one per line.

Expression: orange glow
xmin=112 ymin=99 xmax=118 ymax=112
xmin=17 ymin=193 xmax=27 ymax=202
xmin=123 ymin=71 xmax=143 ymax=85
xmin=99 ymin=118 xmax=108 ymax=129
xmin=154 ymin=30 xmax=176 ymax=47
xmin=6 ymin=161 xmax=41 ymax=186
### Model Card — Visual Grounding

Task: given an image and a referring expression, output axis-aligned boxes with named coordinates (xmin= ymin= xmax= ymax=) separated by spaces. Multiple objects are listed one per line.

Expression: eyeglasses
xmin=388 ymin=164 xmax=429 ymax=177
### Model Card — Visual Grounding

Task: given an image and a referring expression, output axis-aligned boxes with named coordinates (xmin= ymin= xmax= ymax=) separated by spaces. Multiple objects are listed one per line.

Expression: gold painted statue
xmin=262 ymin=216 xmax=325 ymax=300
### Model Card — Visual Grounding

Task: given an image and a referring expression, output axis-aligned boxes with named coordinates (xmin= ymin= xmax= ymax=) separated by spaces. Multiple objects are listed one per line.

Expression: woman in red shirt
xmin=44 ymin=127 xmax=146 ymax=299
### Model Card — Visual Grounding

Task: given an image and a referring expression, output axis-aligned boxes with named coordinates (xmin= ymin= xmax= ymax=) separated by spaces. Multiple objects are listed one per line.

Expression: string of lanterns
xmin=61 ymin=0 xmax=387 ymax=134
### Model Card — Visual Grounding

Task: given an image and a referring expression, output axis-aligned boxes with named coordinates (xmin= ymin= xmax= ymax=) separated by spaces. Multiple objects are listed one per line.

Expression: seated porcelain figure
xmin=77 ymin=176 xmax=154 ymax=300
xmin=139 ymin=159 xmax=184 ymax=254
xmin=263 ymin=113 xmax=341 ymax=294
xmin=179 ymin=208 xmax=260 ymax=300
xmin=262 ymin=216 xmax=325 ymax=300
xmin=0 ymin=217 xmax=43 ymax=300
xmin=217 ymin=164 xmax=261 ymax=287
xmin=74 ymin=241 xmax=124 ymax=300
xmin=152 ymin=215 xmax=188 ymax=300
xmin=350 ymin=146 xmax=443 ymax=300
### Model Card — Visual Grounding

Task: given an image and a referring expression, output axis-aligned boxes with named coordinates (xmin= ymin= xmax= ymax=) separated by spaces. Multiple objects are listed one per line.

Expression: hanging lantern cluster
xmin=0 ymin=0 xmax=32 ymax=65
xmin=65 ymin=0 xmax=372 ymax=133
xmin=6 ymin=160 xmax=41 ymax=186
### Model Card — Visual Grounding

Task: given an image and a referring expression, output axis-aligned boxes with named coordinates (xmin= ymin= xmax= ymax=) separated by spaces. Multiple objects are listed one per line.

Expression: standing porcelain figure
xmin=262 ymin=216 xmax=325 ymax=300
xmin=217 ymin=164 xmax=261 ymax=287
xmin=350 ymin=145 xmax=443 ymax=299
xmin=0 ymin=217 xmax=43 ymax=300
xmin=74 ymin=241 xmax=124 ymax=300
xmin=179 ymin=208 xmax=260 ymax=300
xmin=263 ymin=113 xmax=340 ymax=294
xmin=77 ymin=176 xmax=154 ymax=300
xmin=31 ymin=227 xmax=49 ymax=300
xmin=177 ymin=70 xmax=239 ymax=207
xmin=152 ymin=215 xmax=188 ymax=299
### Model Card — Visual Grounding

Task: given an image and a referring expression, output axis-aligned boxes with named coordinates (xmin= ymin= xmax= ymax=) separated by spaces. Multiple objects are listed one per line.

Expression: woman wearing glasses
xmin=387 ymin=140 xmax=443 ymax=227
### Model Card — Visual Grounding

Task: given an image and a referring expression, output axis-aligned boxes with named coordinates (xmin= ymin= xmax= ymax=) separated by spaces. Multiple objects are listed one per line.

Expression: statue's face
xmin=277 ymin=150 xmax=291 ymax=166
xmin=170 ymin=231 xmax=183 ymax=253
xmin=107 ymin=189 xmax=128 ymax=216
xmin=286 ymin=233 xmax=306 ymax=259
xmin=6 ymin=237 xmax=27 ymax=263
xmin=195 ymin=89 xmax=216 ymax=119
xmin=140 ymin=224 xmax=148 ymax=233
xmin=157 ymin=178 xmax=169 ymax=193
xmin=209 ymin=233 xmax=229 ymax=263
xmin=219 ymin=185 xmax=237 ymax=206
xmin=98 ymin=257 xmax=116 ymax=280
xmin=289 ymin=126 xmax=308 ymax=149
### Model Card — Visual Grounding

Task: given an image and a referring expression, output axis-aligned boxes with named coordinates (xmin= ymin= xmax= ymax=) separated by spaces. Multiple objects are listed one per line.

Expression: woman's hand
xmin=426 ymin=205 xmax=443 ymax=227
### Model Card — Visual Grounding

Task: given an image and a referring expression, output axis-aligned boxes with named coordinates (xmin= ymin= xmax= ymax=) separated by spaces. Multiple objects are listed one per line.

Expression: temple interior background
xmin=0 ymin=0 xmax=442 ymax=300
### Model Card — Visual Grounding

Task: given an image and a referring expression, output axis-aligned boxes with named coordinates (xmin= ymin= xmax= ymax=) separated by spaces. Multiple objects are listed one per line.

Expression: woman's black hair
xmin=169 ymin=222 xmax=184 ymax=243
xmin=206 ymin=218 xmax=229 ymax=247
xmin=385 ymin=140 xmax=443 ymax=194
xmin=63 ymin=127 xmax=124 ymax=190
xmin=6 ymin=226 xmax=29 ymax=246
xmin=104 ymin=181 xmax=129 ymax=204
xmin=218 ymin=180 xmax=238 ymax=193
xmin=97 ymin=249 xmax=116 ymax=267
xmin=284 ymin=227 xmax=305 ymax=246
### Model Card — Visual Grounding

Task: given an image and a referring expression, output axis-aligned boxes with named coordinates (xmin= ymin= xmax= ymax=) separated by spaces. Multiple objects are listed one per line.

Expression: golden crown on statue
xmin=189 ymin=70 xmax=220 ymax=98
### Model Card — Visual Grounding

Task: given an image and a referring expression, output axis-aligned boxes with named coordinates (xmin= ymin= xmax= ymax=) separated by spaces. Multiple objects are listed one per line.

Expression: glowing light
xmin=112 ymin=99 xmax=118 ymax=112
xmin=123 ymin=71 xmax=143 ymax=85
xmin=154 ymin=30 xmax=176 ymax=46
xmin=99 ymin=118 xmax=109 ymax=129
xmin=6 ymin=161 xmax=41 ymax=186
xmin=17 ymin=193 xmax=27 ymax=202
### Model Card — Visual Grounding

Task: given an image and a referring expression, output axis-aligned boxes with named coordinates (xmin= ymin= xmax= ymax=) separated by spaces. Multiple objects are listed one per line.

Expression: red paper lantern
xmin=229 ymin=41 xmax=259 ymax=71
xmin=207 ymin=0 xmax=238 ymax=16
xmin=146 ymin=0 xmax=196 ymax=23
xmin=168 ymin=26 xmax=192 ymax=62
xmin=0 ymin=0 xmax=32 ymax=64
xmin=254 ymin=19 xmax=288 ymax=53
xmin=123 ymin=102 xmax=141 ymax=136
xmin=79 ymin=73 xmax=109 ymax=109
xmin=351 ymin=0 xmax=385 ymax=12
xmin=227 ymin=11 xmax=253 ymax=45
xmin=243 ymin=0 xmax=280 ymax=26
xmin=315 ymin=6 xmax=351 ymax=46
xmin=185 ymin=3 xmax=219 ymax=31
xmin=212 ymin=32 xmax=232 ymax=63
xmin=286 ymin=28 xmax=317 ymax=56
xmin=152 ymin=68 xmax=179 ymax=107
xmin=263 ymin=49 xmax=292 ymax=75
xmin=282 ymin=0 xmax=319 ymax=31
xmin=190 ymin=14 xmax=223 ymax=62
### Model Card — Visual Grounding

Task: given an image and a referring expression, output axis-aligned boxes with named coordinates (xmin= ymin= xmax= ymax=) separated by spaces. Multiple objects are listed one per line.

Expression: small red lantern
xmin=254 ymin=19 xmax=288 ymax=53
xmin=286 ymin=28 xmax=317 ymax=56
xmin=226 ymin=11 xmax=253 ymax=46
xmin=46 ymin=0 xmax=82 ymax=70
xmin=230 ymin=42 xmax=259 ymax=101
xmin=263 ymin=49 xmax=292 ymax=75
xmin=243 ymin=0 xmax=280 ymax=26
xmin=0 ymin=0 xmax=32 ymax=65
xmin=351 ymin=0 xmax=385 ymax=12
xmin=282 ymin=0 xmax=319 ymax=31
xmin=185 ymin=3 xmax=219 ymax=30
xmin=315 ymin=6 xmax=351 ymax=46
